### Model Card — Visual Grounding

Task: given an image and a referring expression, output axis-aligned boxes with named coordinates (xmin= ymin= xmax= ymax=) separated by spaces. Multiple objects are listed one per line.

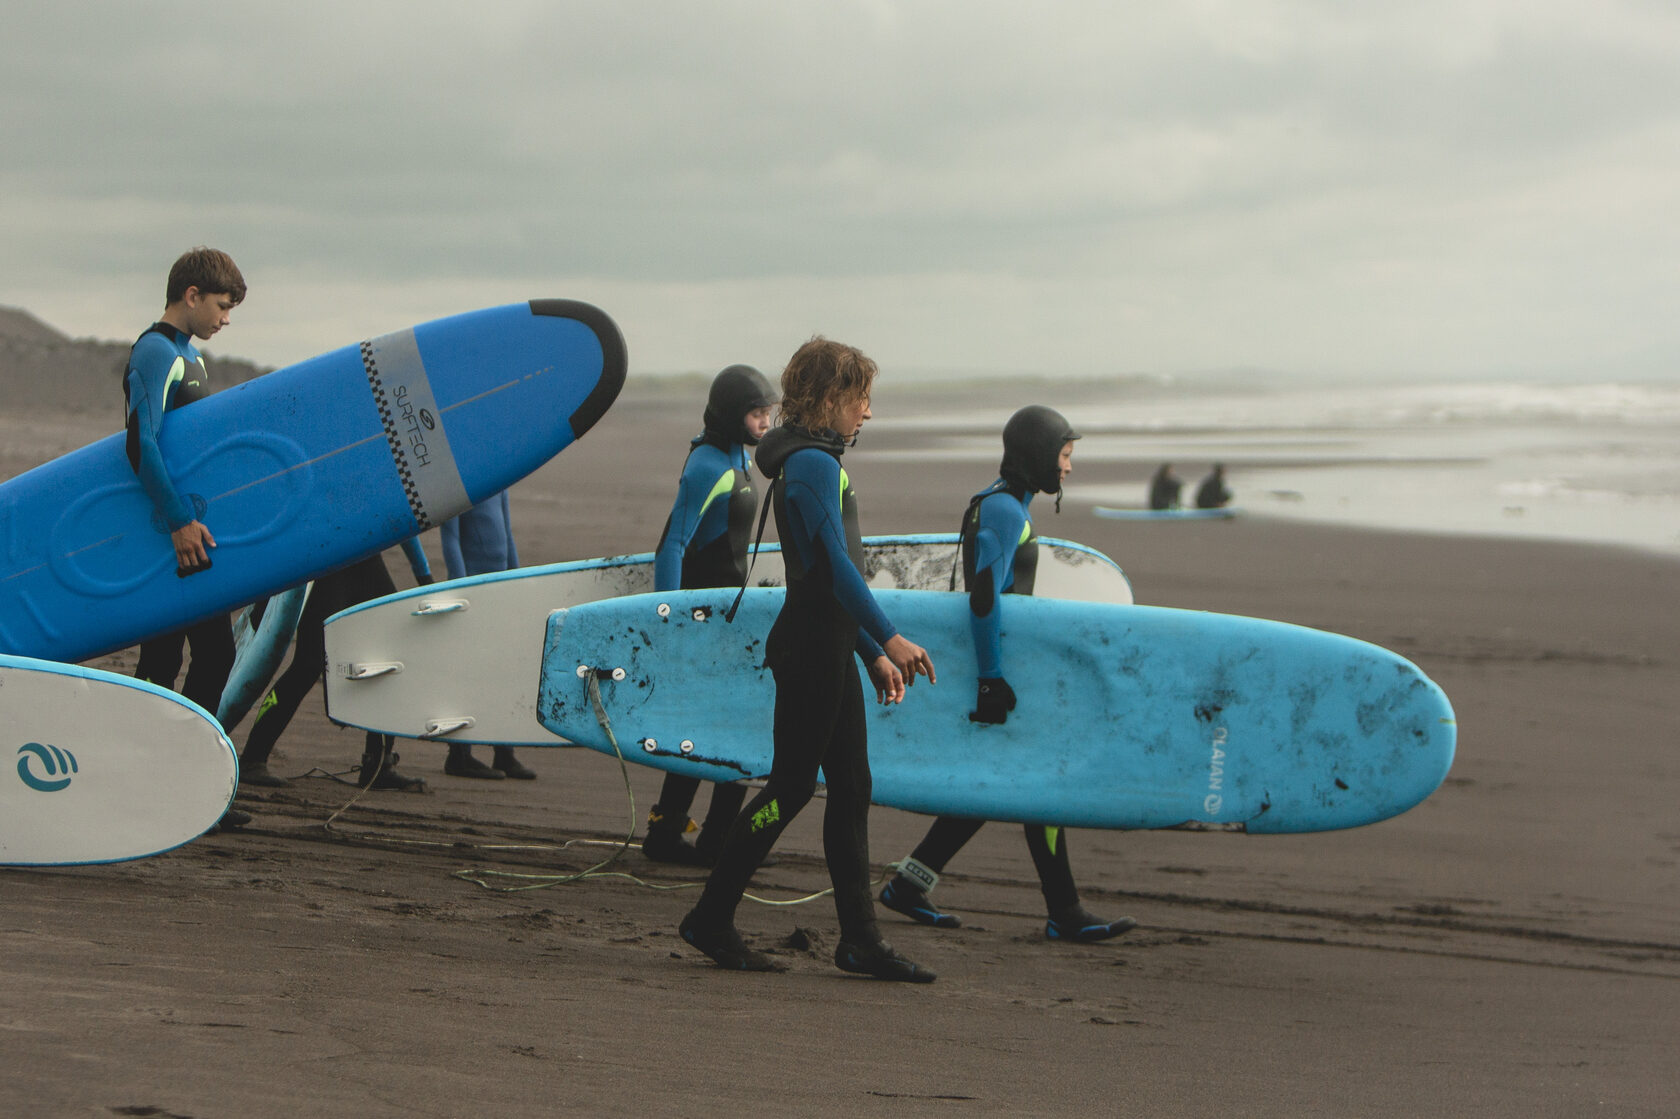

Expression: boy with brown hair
xmin=124 ymin=247 xmax=250 ymax=830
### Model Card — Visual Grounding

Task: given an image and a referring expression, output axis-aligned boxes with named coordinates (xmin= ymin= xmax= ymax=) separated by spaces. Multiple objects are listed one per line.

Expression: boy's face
xmin=1058 ymin=441 xmax=1075 ymax=483
xmin=744 ymin=406 xmax=773 ymax=442
xmin=181 ymin=286 xmax=237 ymax=340
xmin=838 ymin=392 xmax=872 ymax=439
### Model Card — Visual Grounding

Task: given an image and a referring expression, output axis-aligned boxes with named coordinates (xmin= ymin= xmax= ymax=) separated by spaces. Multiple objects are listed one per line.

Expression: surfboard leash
xmin=448 ymin=672 xmax=854 ymax=908
xmin=444 ymin=672 xmax=641 ymax=892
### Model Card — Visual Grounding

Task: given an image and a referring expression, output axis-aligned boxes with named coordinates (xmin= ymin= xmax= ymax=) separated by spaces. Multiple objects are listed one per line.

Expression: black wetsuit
xmin=1148 ymin=466 xmax=1183 ymax=511
xmin=1195 ymin=470 xmax=1232 ymax=509
xmin=688 ymin=426 xmax=896 ymax=941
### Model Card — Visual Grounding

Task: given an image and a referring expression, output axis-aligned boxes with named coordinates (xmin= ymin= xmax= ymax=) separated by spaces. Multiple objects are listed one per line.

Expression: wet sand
xmin=3 ymin=380 xmax=1677 ymax=1117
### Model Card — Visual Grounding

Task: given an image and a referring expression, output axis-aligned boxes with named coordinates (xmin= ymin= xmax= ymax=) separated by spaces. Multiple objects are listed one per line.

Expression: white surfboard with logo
xmin=2 ymin=653 xmax=238 ymax=866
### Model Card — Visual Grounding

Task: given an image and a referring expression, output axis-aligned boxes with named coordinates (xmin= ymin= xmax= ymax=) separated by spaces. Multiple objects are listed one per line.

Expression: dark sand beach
xmin=3 ymin=378 xmax=1677 ymax=1117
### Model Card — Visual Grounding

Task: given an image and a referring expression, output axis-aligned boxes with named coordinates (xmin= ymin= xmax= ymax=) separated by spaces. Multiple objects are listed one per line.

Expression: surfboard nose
xmin=527 ymin=299 xmax=627 ymax=440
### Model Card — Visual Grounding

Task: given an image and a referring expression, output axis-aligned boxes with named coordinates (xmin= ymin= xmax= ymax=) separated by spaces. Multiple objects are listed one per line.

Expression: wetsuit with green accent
xmin=653 ymin=435 xmax=756 ymax=592
xmin=648 ymin=433 xmax=759 ymax=843
xmin=123 ymin=323 xmax=232 ymax=711
xmin=687 ymin=425 xmax=896 ymax=942
xmin=904 ymin=481 xmax=1084 ymax=917
xmin=124 ymin=322 xmax=208 ymax=529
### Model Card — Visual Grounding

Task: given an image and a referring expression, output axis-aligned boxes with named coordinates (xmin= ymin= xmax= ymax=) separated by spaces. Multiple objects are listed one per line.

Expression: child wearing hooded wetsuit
xmin=642 ymin=364 xmax=778 ymax=866
xmin=878 ymin=406 xmax=1137 ymax=943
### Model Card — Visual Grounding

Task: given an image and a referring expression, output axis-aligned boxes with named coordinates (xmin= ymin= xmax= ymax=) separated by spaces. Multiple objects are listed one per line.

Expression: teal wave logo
xmin=16 ymin=742 xmax=78 ymax=792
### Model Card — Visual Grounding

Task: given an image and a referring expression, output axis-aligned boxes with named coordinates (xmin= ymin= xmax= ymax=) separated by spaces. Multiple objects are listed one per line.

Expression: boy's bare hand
xmin=868 ymin=656 xmax=905 ymax=705
xmin=882 ymin=634 xmax=936 ymax=689
xmin=172 ymin=520 xmax=215 ymax=571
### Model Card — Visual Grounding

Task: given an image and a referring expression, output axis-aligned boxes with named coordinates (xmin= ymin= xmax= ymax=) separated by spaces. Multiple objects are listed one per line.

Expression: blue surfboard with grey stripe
xmin=0 ymin=300 xmax=625 ymax=665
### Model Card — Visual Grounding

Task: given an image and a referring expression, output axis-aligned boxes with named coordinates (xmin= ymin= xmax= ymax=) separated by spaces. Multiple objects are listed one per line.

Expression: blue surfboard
xmin=2 ymin=653 xmax=237 ymax=865
xmin=1094 ymin=505 xmax=1238 ymax=521
xmin=217 ymin=582 xmax=310 ymax=729
xmin=0 ymin=300 xmax=626 ymax=664
xmin=535 ymin=589 xmax=1456 ymax=834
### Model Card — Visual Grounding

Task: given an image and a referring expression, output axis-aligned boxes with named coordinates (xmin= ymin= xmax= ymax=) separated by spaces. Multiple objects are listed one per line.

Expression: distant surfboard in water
xmin=1095 ymin=505 xmax=1237 ymax=521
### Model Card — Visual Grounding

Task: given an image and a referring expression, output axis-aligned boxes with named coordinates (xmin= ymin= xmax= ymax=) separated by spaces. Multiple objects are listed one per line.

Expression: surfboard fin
xmin=344 ymin=661 xmax=403 ymax=680
xmin=410 ymin=599 xmax=468 ymax=617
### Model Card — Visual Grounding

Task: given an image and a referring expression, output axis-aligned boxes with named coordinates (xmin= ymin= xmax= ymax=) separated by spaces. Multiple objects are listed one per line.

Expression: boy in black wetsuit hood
xmin=879 ymin=405 xmax=1137 ymax=942
xmin=642 ymin=365 xmax=777 ymax=865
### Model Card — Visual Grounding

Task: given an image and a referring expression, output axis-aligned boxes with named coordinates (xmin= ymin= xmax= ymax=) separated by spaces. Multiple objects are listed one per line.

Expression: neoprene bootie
xmin=444 ymin=744 xmax=503 ymax=779
xmin=643 ymin=808 xmax=713 ymax=866
xmin=1046 ymin=905 xmax=1137 ymax=943
xmin=359 ymin=744 xmax=428 ymax=792
xmin=879 ymin=876 xmax=962 ymax=929
xmin=834 ymin=938 xmax=937 ymax=983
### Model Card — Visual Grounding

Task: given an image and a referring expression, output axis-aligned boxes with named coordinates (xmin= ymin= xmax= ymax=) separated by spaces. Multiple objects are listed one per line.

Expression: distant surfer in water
xmin=123 ymin=247 xmax=248 ymax=833
xmin=642 ymin=364 xmax=779 ymax=866
xmin=1148 ymin=463 xmax=1184 ymax=510
xmin=437 ymin=491 xmax=536 ymax=780
xmin=1195 ymin=463 xmax=1233 ymax=509
xmin=679 ymin=337 xmax=939 ymax=981
xmin=877 ymin=406 xmax=1137 ymax=943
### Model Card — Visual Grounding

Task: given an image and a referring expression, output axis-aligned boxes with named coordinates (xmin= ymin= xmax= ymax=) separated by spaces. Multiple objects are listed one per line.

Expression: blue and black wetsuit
xmin=124 ymin=323 xmax=209 ymax=530
xmin=437 ymin=490 xmax=528 ymax=776
xmin=653 ymin=435 xmax=757 ymax=593
xmin=124 ymin=323 xmax=233 ymax=712
xmin=687 ymin=425 xmax=896 ymax=941
xmin=439 ymin=490 xmax=519 ymax=579
xmin=646 ymin=431 xmax=760 ymax=850
xmin=901 ymin=481 xmax=1084 ymax=917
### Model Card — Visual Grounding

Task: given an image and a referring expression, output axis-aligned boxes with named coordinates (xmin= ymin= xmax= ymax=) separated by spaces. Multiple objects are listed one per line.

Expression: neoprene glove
xmin=969 ymin=677 xmax=1017 ymax=724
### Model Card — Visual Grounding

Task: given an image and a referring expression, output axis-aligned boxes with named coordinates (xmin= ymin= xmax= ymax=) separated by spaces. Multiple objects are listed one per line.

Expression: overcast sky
xmin=4 ymin=1 xmax=1678 ymax=381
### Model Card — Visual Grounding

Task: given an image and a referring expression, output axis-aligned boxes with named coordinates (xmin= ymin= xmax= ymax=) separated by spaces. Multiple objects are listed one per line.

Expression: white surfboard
xmin=2 ymin=654 xmax=238 ymax=866
xmin=322 ymin=533 xmax=1132 ymax=747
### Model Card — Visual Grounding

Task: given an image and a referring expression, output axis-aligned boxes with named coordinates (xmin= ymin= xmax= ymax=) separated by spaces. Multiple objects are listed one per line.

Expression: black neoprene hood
xmin=999 ymin=405 xmax=1080 ymax=494
xmin=703 ymin=364 xmax=778 ymax=446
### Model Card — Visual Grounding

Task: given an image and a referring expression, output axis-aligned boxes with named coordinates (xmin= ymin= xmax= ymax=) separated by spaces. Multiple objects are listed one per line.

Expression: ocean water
xmin=875 ymin=377 xmax=1680 ymax=557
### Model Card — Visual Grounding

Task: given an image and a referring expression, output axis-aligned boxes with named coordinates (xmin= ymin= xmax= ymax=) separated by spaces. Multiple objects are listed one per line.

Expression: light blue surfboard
xmin=1095 ymin=505 xmax=1238 ymax=521
xmin=0 ymin=300 xmax=626 ymax=664
xmin=535 ymin=589 xmax=1456 ymax=833
xmin=2 ymin=653 xmax=237 ymax=865
xmin=217 ymin=582 xmax=311 ymax=730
